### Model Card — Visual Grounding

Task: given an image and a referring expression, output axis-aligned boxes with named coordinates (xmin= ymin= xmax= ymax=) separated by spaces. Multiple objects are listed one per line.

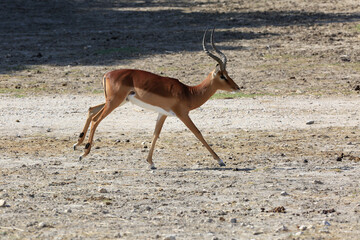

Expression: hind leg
xmin=79 ymin=95 xmax=127 ymax=160
xmin=73 ymin=103 xmax=105 ymax=150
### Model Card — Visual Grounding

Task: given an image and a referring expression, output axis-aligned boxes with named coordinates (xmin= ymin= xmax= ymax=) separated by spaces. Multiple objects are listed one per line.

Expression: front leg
xmin=178 ymin=114 xmax=225 ymax=167
xmin=147 ymin=114 xmax=167 ymax=169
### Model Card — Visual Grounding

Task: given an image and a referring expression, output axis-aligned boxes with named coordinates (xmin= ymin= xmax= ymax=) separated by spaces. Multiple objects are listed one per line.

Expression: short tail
xmin=102 ymin=75 xmax=107 ymax=98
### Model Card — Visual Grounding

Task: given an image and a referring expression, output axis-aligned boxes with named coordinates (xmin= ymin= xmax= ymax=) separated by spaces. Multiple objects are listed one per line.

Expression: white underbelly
xmin=127 ymin=94 xmax=176 ymax=117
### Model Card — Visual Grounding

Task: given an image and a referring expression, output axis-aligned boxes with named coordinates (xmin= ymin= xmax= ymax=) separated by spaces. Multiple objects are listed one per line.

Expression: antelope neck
xmin=187 ymin=73 xmax=217 ymax=110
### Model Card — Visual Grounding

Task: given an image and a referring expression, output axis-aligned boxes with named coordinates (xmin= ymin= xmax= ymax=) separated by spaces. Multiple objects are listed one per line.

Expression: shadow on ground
xmin=1 ymin=0 xmax=359 ymax=73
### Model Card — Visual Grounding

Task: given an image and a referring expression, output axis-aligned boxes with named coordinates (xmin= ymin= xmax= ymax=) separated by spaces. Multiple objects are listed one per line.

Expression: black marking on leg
xmin=79 ymin=132 xmax=84 ymax=138
xmin=85 ymin=143 xmax=90 ymax=149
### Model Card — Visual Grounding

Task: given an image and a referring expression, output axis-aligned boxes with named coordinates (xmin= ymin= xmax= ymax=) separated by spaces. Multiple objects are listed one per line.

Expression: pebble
xmin=294 ymin=231 xmax=303 ymax=236
xmin=230 ymin=218 xmax=237 ymax=223
xmin=323 ymin=220 xmax=331 ymax=226
xmin=38 ymin=222 xmax=47 ymax=228
xmin=280 ymin=191 xmax=289 ymax=196
xmin=64 ymin=208 xmax=72 ymax=213
xmin=299 ymin=225 xmax=307 ymax=231
xmin=340 ymin=55 xmax=351 ymax=62
xmin=306 ymin=120 xmax=315 ymax=125
xmin=0 ymin=199 xmax=6 ymax=207
xmin=164 ymin=236 xmax=176 ymax=240
xmin=314 ymin=180 xmax=324 ymax=184
xmin=99 ymin=188 xmax=108 ymax=193
xmin=114 ymin=232 xmax=122 ymax=238
xmin=276 ymin=225 xmax=288 ymax=232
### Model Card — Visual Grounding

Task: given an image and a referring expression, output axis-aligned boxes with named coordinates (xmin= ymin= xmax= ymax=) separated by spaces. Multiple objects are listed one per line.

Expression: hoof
xmin=218 ymin=159 xmax=226 ymax=167
xmin=73 ymin=144 xmax=77 ymax=151
xmin=79 ymin=155 xmax=83 ymax=161
xmin=150 ymin=164 xmax=157 ymax=170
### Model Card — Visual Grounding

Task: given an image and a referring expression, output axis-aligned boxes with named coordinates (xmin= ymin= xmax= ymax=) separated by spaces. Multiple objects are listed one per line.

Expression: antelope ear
xmin=212 ymin=64 xmax=221 ymax=77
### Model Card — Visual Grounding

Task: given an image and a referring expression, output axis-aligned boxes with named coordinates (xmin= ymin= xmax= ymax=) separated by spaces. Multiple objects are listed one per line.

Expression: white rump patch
xmin=127 ymin=94 xmax=176 ymax=117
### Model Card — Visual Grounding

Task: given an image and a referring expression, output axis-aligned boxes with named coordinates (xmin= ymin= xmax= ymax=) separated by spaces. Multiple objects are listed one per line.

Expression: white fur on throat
xmin=127 ymin=94 xmax=176 ymax=117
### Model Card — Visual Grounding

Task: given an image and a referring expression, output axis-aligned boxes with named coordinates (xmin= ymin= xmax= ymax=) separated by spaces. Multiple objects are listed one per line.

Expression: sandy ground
xmin=1 ymin=0 xmax=360 ymax=239
xmin=1 ymin=95 xmax=360 ymax=239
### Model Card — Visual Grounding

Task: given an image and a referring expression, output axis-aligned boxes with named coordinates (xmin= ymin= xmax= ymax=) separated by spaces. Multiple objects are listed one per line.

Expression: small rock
xmin=16 ymin=119 xmax=20 ymax=123
xmin=276 ymin=225 xmax=288 ymax=232
xmin=0 ymin=199 xmax=6 ymax=207
xmin=26 ymin=221 xmax=37 ymax=227
xmin=306 ymin=120 xmax=315 ymax=125
xmin=38 ymin=222 xmax=47 ymax=228
xmin=114 ymin=232 xmax=122 ymax=238
xmin=230 ymin=218 xmax=237 ymax=223
xmin=270 ymin=206 xmax=286 ymax=213
xmin=99 ymin=188 xmax=108 ymax=193
xmin=314 ymin=180 xmax=324 ymax=184
xmin=299 ymin=225 xmax=307 ymax=231
xmin=164 ymin=236 xmax=176 ymax=240
xmin=253 ymin=231 xmax=263 ymax=235
xmin=340 ymin=55 xmax=350 ymax=62
xmin=295 ymin=231 xmax=303 ymax=236
xmin=336 ymin=153 xmax=344 ymax=161
xmin=125 ymin=139 xmax=130 ymax=143
xmin=303 ymin=159 xmax=309 ymax=163
xmin=280 ymin=191 xmax=289 ymax=196
xmin=321 ymin=209 xmax=335 ymax=214
xmin=64 ymin=209 xmax=72 ymax=213
xmin=323 ymin=220 xmax=331 ymax=226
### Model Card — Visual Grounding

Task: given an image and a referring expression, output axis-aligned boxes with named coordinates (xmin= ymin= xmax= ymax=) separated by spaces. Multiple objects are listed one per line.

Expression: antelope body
xmin=74 ymin=29 xmax=240 ymax=169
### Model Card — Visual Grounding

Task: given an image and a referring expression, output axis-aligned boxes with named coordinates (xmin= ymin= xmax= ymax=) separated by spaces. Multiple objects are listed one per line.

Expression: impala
xmin=74 ymin=28 xmax=240 ymax=169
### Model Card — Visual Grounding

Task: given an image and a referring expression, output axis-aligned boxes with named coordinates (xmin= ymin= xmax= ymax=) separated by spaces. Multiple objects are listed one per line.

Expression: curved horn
xmin=211 ymin=28 xmax=227 ymax=70
xmin=202 ymin=28 xmax=225 ymax=71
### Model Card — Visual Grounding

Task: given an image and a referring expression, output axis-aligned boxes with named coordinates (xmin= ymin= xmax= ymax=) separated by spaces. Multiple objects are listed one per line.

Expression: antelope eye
xmin=220 ymin=75 xmax=227 ymax=81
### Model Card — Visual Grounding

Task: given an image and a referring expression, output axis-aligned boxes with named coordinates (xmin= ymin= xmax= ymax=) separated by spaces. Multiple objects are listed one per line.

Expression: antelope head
xmin=203 ymin=28 xmax=240 ymax=92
